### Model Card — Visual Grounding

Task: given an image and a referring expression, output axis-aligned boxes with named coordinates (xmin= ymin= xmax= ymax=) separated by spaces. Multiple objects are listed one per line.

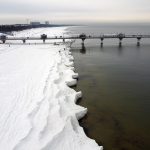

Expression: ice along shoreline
xmin=0 ymin=27 xmax=103 ymax=150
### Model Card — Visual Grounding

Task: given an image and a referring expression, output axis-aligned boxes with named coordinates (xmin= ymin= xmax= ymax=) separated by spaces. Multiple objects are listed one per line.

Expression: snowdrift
xmin=0 ymin=27 xmax=103 ymax=150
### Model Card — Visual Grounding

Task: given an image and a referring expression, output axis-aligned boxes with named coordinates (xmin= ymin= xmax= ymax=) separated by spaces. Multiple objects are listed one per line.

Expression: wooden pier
xmin=1 ymin=33 xmax=150 ymax=46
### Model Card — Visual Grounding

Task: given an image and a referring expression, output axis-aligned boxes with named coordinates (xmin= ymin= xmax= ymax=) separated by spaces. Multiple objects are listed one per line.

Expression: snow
xmin=0 ymin=27 xmax=103 ymax=150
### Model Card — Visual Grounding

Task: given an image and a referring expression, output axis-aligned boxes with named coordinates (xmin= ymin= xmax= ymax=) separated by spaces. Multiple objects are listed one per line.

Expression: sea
xmin=67 ymin=24 xmax=150 ymax=150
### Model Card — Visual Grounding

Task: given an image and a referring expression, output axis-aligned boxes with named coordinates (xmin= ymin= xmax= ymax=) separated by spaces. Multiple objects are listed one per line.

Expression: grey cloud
xmin=0 ymin=1 xmax=100 ymax=14
xmin=0 ymin=0 xmax=150 ymax=24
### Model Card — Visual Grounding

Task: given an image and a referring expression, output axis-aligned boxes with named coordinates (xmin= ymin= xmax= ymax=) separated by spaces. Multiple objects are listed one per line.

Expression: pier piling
xmin=41 ymin=34 xmax=47 ymax=43
xmin=79 ymin=33 xmax=86 ymax=45
xmin=0 ymin=35 xmax=6 ymax=44
xmin=2 ymin=40 xmax=6 ymax=44
xmin=118 ymin=33 xmax=125 ymax=47
xmin=100 ymin=38 xmax=104 ymax=47
xmin=23 ymin=39 xmax=26 ymax=44
xmin=80 ymin=43 xmax=86 ymax=54
xmin=137 ymin=37 xmax=141 ymax=46
xmin=82 ymin=39 xmax=85 ymax=44
xmin=119 ymin=40 xmax=122 ymax=47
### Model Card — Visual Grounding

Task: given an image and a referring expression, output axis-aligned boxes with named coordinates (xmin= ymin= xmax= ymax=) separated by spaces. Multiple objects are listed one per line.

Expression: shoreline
xmin=0 ymin=24 xmax=72 ymax=33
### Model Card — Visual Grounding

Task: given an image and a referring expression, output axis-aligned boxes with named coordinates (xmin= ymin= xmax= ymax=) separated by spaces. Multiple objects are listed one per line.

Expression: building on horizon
xmin=45 ymin=21 xmax=49 ymax=25
xmin=30 ymin=22 xmax=41 ymax=26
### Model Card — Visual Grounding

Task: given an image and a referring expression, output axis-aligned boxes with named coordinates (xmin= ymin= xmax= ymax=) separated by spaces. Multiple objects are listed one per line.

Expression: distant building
xmin=30 ymin=22 xmax=41 ymax=26
xmin=45 ymin=21 xmax=49 ymax=25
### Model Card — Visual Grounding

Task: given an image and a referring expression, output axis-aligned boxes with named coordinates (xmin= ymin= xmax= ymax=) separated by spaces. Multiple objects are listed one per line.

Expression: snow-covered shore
xmin=0 ymin=27 xmax=103 ymax=150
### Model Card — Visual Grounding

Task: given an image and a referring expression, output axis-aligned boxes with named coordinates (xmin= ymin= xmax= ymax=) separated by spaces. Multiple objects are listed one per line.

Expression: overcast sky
xmin=0 ymin=0 xmax=150 ymax=24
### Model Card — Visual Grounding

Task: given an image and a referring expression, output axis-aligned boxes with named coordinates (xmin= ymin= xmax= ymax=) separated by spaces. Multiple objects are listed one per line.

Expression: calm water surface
xmin=68 ymin=25 xmax=150 ymax=150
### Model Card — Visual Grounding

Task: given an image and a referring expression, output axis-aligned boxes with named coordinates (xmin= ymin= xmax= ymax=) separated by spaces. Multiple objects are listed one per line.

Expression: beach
xmin=0 ymin=27 xmax=102 ymax=150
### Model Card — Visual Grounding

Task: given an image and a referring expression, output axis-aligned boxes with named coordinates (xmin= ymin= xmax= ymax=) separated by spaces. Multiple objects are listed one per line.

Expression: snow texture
xmin=0 ymin=27 xmax=103 ymax=150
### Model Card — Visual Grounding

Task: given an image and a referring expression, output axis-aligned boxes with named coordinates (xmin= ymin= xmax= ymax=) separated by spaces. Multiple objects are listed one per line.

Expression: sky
xmin=0 ymin=0 xmax=150 ymax=24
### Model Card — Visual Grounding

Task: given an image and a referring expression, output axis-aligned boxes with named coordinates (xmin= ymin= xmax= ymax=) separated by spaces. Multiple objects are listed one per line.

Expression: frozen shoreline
xmin=0 ymin=27 xmax=103 ymax=150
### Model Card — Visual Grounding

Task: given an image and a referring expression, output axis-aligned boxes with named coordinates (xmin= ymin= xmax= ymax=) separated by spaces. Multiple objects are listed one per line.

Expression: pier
xmin=1 ymin=33 xmax=150 ymax=46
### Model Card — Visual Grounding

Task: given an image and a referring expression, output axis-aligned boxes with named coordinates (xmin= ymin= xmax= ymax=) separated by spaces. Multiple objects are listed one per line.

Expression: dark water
xmin=68 ymin=24 xmax=150 ymax=150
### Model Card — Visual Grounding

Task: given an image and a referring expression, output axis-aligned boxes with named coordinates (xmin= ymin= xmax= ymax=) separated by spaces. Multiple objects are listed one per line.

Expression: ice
xmin=0 ymin=27 xmax=103 ymax=150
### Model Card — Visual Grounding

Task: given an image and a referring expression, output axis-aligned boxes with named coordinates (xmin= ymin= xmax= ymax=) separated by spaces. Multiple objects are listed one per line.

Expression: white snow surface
xmin=0 ymin=27 xmax=103 ymax=150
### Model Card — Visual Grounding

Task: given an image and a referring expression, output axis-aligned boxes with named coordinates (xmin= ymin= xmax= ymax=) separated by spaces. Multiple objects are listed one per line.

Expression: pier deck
xmin=0 ymin=33 xmax=150 ymax=46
